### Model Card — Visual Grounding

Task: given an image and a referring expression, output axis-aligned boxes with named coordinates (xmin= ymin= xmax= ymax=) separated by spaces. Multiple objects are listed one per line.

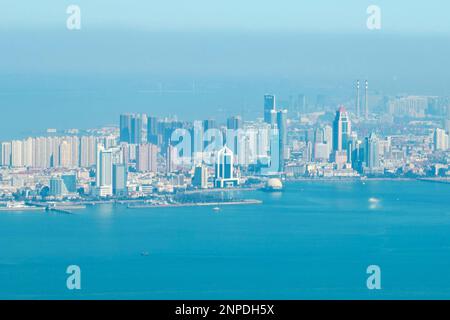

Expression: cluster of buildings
xmin=0 ymin=83 xmax=449 ymax=202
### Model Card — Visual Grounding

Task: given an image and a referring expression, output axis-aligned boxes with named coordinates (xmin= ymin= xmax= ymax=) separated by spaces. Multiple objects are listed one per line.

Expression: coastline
xmin=127 ymin=199 xmax=263 ymax=209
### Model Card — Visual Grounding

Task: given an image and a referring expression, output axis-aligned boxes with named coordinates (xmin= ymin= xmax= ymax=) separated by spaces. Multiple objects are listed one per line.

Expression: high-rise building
xmin=298 ymin=94 xmax=307 ymax=114
xmin=214 ymin=146 xmax=239 ymax=188
xmin=49 ymin=175 xmax=76 ymax=197
xmin=264 ymin=95 xmax=276 ymax=124
xmin=95 ymin=146 xmax=113 ymax=197
xmin=11 ymin=140 xmax=23 ymax=168
xmin=61 ymin=174 xmax=77 ymax=193
xmin=112 ymin=164 xmax=127 ymax=197
xmin=434 ymin=128 xmax=449 ymax=151
xmin=147 ymin=116 xmax=159 ymax=145
xmin=80 ymin=136 xmax=97 ymax=167
xmin=120 ymin=114 xmax=147 ymax=144
xmin=332 ymin=106 xmax=352 ymax=152
xmin=166 ymin=145 xmax=178 ymax=173
xmin=1 ymin=142 xmax=11 ymax=167
xmin=276 ymin=109 xmax=288 ymax=172
xmin=59 ymin=140 xmax=72 ymax=168
xmin=227 ymin=116 xmax=242 ymax=130
xmin=323 ymin=125 xmax=333 ymax=159
xmin=446 ymin=105 xmax=450 ymax=133
xmin=203 ymin=119 xmax=217 ymax=131
xmin=365 ymin=133 xmax=380 ymax=169
xmin=192 ymin=165 xmax=208 ymax=189
xmin=120 ymin=114 xmax=132 ymax=143
xmin=49 ymin=177 xmax=64 ymax=197
xmin=136 ymin=143 xmax=158 ymax=173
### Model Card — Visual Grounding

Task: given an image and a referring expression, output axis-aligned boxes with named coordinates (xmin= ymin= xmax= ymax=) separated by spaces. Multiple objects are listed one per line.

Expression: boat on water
xmin=141 ymin=251 xmax=149 ymax=256
xmin=213 ymin=207 xmax=221 ymax=212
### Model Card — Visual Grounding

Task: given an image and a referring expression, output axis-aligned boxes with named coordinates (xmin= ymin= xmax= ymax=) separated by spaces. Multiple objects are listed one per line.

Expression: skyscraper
xmin=166 ymin=145 xmax=178 ymax=173
xmin=112 ymin=164 xmax=127 ymax=197
xmin=131 ymin=114 xmax=147 ymax=144
xmin=120 ymin=114 xmax=147 ymax=144
xmin=227 ymin=116 xmax=242 ymax=130
xmin=365 ymin=133 xmax=380 ymax=169
xmin=264 ymin=94 xmax=276 ymax=124
xmin=136 ymin=143 xmax=158 ymax=173
xmin=332 ymin=106 xmax=352 ymax=152
xmin=276 ymin=109 xmax=288 ymax=172
xmin=434 ymin=128 xmax=449 ymax=151
xmin=95 ymin=146 xmax=113 ymax=197
xmin=147 ymin=116 xmax=159 ymax=145
xmin=11 ymin=140 xmax=23 ymax=168
xmin=1 ymin=142 xmax=11 ymax=167
xmin=192 ymin=165 xmax=208 ymax=189
xmin=214 ymin=146 xmax=239 ymax=188
xmin=80 ymin=136 xmax=97 ymax=168
xmin=120 ymin=114 xmax=132 ymax=143
xmin=203 ymin=119 xmax=217 ymax=131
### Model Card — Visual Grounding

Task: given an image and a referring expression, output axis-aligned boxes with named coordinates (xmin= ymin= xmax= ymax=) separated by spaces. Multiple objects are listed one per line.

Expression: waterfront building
xmin=214 ymin=145 xmax=239 ymax=188
xmin=313 ymin=142 xmax=329 ymax=161
xmin=192 ymin=165 xmax=209 ymax=189
xmin=49 ymin=177 xmax=64 ymax=197
xmin=277 ymin=109 xmax=288 ymax=167
xmin=95 ymin=146 xmax=113 ymax=197
xmin=62 ymin=174 xmax=77 ymax=193
xmin=365 ymin=133 xmax=381 ymax=169
xmin=112 ymin=164 xmax=127 ymax=196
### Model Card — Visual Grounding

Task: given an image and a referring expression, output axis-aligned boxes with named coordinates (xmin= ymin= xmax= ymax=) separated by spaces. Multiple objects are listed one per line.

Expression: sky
xmin=0 ymin=1 xmax=450 ymax=139
xmin=1 ymin=0 xmax=449 ymax=34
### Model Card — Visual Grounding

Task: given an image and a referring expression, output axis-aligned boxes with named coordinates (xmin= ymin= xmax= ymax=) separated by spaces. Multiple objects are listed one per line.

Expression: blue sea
xmin=1 ymin=180 xmax=450 ymax=300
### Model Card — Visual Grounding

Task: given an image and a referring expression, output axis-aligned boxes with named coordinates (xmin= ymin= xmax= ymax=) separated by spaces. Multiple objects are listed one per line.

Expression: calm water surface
xmin=1 ymin=180 xmax=450 ymax=299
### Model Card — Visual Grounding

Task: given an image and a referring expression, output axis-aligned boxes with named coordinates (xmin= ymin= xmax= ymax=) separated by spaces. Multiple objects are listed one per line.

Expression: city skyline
xmin=0 ymin=86 xmax=449 ymax=203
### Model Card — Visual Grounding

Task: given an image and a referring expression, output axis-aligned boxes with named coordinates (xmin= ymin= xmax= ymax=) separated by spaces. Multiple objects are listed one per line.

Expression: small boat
xmin=140 ymin=251 xmax=150 ymax=256
xmin=212 ymin=207 xmax=220 ymax=212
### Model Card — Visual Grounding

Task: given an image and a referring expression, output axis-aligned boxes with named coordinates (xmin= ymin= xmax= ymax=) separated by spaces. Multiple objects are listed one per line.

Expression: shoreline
xmin=127 ymin=199 xmax=263 ymax=209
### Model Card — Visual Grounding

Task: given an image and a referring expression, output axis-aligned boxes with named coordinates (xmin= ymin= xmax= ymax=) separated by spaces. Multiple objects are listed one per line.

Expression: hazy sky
xmin=1 ymin=1 xmax=450 ymax=139
xmin=1 ymin=0 xmax=449 ymax=34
